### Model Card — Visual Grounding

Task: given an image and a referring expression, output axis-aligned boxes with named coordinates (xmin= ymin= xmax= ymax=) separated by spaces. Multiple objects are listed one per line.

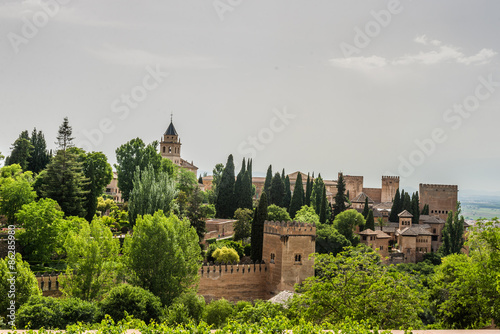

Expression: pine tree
xmin=234 ymin=158 xmax=246 ymax=208
xmin=27 ymin=129 xmax=51 ymax=174
xmin=362 ymin=197 xmax=369 ymax=218
xmin=389 ymin=188 xmax=401 ymax=222
xmin=269 ymin=172 xmax=284 ymax=207
xmin=333 ymin=173 xmax=347 ymax=217
xmin=5 ymin=131 xmax=33 ymax=171
xmin=305 ymin=173 xmax=312 ymax=206
xmin=366 ymin=210 xmax=375 ymax=230
xmin=319 ymin=185 xmax=327 ymax=224
xmin=289 ymin=173 xmax=304 ymax=219
xmin=263 ymin=165 xmax=272 ymax=195
xmin=283 ymin=175 xmax=291 ymax=209
xmin=39 ymin=118 xmax=88 ymax=217
xmin=215 ymin=154 xmax=236 ymax=218
xmin=251 ymin=192 xmax=268 ymax=262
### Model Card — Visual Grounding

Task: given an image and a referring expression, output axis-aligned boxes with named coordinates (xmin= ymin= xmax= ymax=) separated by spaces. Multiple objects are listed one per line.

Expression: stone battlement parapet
xmin=420 ymin=184 xmax=458 ymax=190
xmin=382 ymin=175 xmax=400 ymax=180
xmin=200 ymin=261 xmax=267 ymax=277
xmin=264 ymin=221 xmax=316 ymax=236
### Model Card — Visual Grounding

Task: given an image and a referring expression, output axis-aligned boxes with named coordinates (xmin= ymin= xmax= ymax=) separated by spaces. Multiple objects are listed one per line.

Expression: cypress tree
xmin=389 ymin=188 xmax=401 ymax=222
xmin=215 ymin=154 xmax=236 ymax=218
xmin=319 ymin=185 xmax=327 ymax=224
xmin=411 ymin=192 xmax=420 ymax=224
xmin=402 ymin=191 xmax=411 ymax=212
xmin=283 ymin=175 xmax=292 ymax=209
xmin=440 ymin=202 xmax=465 ymax=256
xmin=289 ymin=173 xmax=304 ymax=219
xmin=305 ymin=173 xmax=312 ymax=206
xmin=362 ymin=197 xmax=369 ymax=218
xmin=234 ymin=158 xmax=246 ymax=208
xmin=198 ymin=175 xmax=203 ymax=184
xmin=281 ymin=168 xmax=285 ymax=183
xmin=269 ymin=172 xmax=284 ymax=207
xmin=263 ymin=165 xmax=272 ymax=195
xmin=333 ymin=173 xmax=347 ymax=217
xmin=421 ymin=204 xmax=429 ymax=215
xmin=366 ymin=210 xmax=375 ymax=230
xmin=311 ymin=174 xmax=325 ymax=215
xmin=346 ymin=190 xmax=350 ymax=200
xmin=251 ymin=192 xmax=268 ymax=262
xmin=241 ymin=170 xmax=253 ymax=210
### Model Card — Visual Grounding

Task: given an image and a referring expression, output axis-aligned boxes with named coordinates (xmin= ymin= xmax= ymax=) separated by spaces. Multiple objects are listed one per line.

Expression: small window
xmin=163 ymin=147 xmax=165 ymax=153
xmin=169 ymin=146 xmax=172 ymax=153
xmin=295 ymin=254 xmax=302 ymax=263
xmin=380 ymin=245 xmax=383 ymax=250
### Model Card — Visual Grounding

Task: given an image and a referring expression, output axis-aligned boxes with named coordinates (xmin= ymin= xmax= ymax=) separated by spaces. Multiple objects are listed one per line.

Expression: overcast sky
xmin=1 ymin=0 xmax=499 ymax=193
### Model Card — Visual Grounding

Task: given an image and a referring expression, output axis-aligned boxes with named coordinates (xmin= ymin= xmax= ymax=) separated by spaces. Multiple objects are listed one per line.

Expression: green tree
xmin=38 ymin=118 xmax=88 ymax=217
xmin=263 ymin=165 xmax=272 ymax=196
xmin=233 ymin=208 xmax=253 ymax=241
xmin=411 ymin=191 xmax=420 ymax=224
xmin=293 ymin=246 xmax=423 ymax=329
xmin=310 ymin=175 xmax=325 ymax=215
xmin=361 ymin=197 xmax=369 ymax=219
xmin=421 ymin=204 xmax=429 ymax=215
xmin=60 ymin=217 xmax=121 ymax=301
xmin=234 ymin=158 xmax=246 ymax=208
xmin=319 ymin=185 xmax=327 ymax=224
xmin=185 ymin=186 xmax=208 ymax=241
xmin=240 ymin=169 xmax=254 ymax=210
xmin=0 ymin=253 xmax=41 ymax=319
xmin=123 ymin=211 xmax=201 ymax=306
xmin=333 ymin=173 xmax=347 ymax=217
xmin=389 ymin=188 xmax=401 ymax=222
xmin=80 ymin=151 xmax=113 ymax=221
xmin=316 ymin=223 xmax=351 ymax=255
xmin=16 ymin=198 xmax=66 ymax=263
xmin=332 ymin=209 xmax=365 ymax=246
xmin=5 ymin=130 xmax=33 ymax=171
xmin=294 ymin=205 xmax=320 ymax=225
xmin=289 ymin=173 xmax=304 ymax=218
xmin=305 ymin=173 xmax=312 ymax=206
xmin=440 ymin=202 xmax=465 ymax=256
xmin=212 ymin=246 xmax=240 ymax=263
xmin=210 ymin=163 xmax=224 ymax=198
xmin=0 ymin=164 xmax=37 ymax=224
xmin=267 ymin=204 xmax=291 ymax=222
xmin=128 ymin=165 xmax=178 ymax=226
xmin=269 ymin=172 xmax=284 ymax=207
xmin=205 ymin=298 xmax=234 ymax=328
xmin=215 ymin=155 xmax=237 ymax=218
xmin=251 ymin=192 xmax=268 ymax=262
xmin=365 ymin=210 xmax=375 ymax=230
xmin=283 ymin=175 xmax=291 ymax=209
xmin=115 ymin=138 xmax=162 ymax=202
xmin=27 ymin=128 xmax=51 ymax=174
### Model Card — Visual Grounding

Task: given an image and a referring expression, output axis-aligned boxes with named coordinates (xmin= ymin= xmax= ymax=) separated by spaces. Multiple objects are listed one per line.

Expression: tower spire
xmin=170 ymin=112 xmax=173 ymax=123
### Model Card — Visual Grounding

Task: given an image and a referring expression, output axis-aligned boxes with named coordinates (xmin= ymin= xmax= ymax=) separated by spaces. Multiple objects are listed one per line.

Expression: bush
xmin=166 ymin=291 xmax=205 ymax=324
xmin=100 ymin=284 xmax=163 ymax=323
xmin=205 ymin=298 xmax=234 ymax=328
xmin=212 ymin=247 xmax=239 ymax=264
xmin=206 ymin=240 xmax=244 ymax=262
xmin=243 ymin=244 xmax=252 ymax=257
xmin=17 ymin=295 xmax=99 ymax=329
xmin=232 ymin=300 xmax=288 ymax=324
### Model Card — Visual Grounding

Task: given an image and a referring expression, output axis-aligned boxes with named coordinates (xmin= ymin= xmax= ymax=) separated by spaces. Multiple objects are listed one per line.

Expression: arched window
xmin=169 ymin=146 xmax=172 ymax=153
xmin=163 ymin=147 xmax=165 ymax=153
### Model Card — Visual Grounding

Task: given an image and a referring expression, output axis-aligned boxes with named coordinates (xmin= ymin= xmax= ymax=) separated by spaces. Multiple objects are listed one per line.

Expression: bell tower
xmin=160 ymin=114 xmax=181 ymax=165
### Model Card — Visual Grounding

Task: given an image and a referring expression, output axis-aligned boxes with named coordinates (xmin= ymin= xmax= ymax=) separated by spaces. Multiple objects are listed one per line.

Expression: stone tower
xmin=419 ymin=184 xmax=458 ymax=220
xmin=381 ymin=176 xmax=400 ymax=203
xmin=160 ymin=116 xmax=181 ymax=165
xmin=398 ymin=209 xmax=413 ymax=230
xmin=262 ymin=221 xmax=316 ymax=297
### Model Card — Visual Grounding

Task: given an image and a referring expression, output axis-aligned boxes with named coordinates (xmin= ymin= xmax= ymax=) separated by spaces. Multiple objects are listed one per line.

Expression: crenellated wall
xmin=419 ymin=184 xmax=458 ymax=220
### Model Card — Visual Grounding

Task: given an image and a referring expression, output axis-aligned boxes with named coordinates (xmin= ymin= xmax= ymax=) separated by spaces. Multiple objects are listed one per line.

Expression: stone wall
xmin=343 ymin=174 xmax=364 ymax=200
xmin=363 ymin=188 xmax=382 ymax=203
xmin=381 ymin=176 xmax=399 ymax=203
xmin=198 ymin=262 xmax=269 ymax=302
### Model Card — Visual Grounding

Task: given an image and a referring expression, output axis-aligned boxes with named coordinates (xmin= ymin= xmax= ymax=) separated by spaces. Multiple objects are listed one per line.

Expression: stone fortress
xmin=98 ymin=118 xmax=466 ymax=301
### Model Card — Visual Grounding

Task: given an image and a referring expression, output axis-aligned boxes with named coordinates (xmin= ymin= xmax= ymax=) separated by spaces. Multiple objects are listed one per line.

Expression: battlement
xmin=382 ymin=176 xmax=400 ymax=180
xmin=264 ymin=221 xmax=316 ymax=236
xmin=200 ymin=261 xmax=267 ymax=278
xmin=420 ymin=184 xmax=458 ymax=191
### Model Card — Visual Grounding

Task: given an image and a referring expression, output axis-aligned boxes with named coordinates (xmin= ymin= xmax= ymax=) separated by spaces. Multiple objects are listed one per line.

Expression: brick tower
xmin=160 ymin=114 xmax=181 ymax=165
xmin=381 ymin=176 xmax=400 ymax=203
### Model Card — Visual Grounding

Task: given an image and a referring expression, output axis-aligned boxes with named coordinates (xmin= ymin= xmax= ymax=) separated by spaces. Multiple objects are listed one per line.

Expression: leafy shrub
xmin=232 ymin=300 xmax=288 ymax=324
xmin=100 ymin=284 xmax=163 ymax=323
xmin=243 ymin=244 xmax=251 ymax=257
xmin=166 ymin=291 xmax=205 ymax=324
xmin=205 ymin=298 xmax=234 ymax=328
xmin=206 ymin=240 xmax=244 ymax=262
xmin=212 ymin=247 xmax=239 ymax=264
xmin=17 ymin=295 xmax=99 ymax=329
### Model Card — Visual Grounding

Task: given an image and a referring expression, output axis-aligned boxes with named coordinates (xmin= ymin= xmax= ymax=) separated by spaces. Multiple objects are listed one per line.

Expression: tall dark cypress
xmin=283 ymin=175 xmax=292 ymax=209
xmin=28 ymin=129 xmax=51 ymax=174
xmin=389 ymin=188 xmax=401 ymax=222
xmin=366 ymin=210 xmax=375 ymax=230
xmin=263 ymin=165 xmax=272 ymax=195
xmin=305 ymin=173 xmax=312 ymax=206
xmin=269 ymin=172 xmax=284 ymax=207
xmin=333 ymin=172 xmax=347 ymax=217
xmin=289 ymin=173 xmax=304 ymax=218
xmin=251 ymin=192 xmax=268 ymax=262
xmin=411 ymin=191 xmax=420 ymax=224
xmin=215 ymin=154 xmax=236 ymax=218
xmin=241 ymin=170 xmax=253 ymax=210
xmin=281 ymin=168 xmax=285 ymax=183
xmin=234 ymin=158 xmax=246 ymax=208
xmin=319 ymin=185 xmax=327 ymax=224
xmin=362 ymin=197 xmax=369 ymax=218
